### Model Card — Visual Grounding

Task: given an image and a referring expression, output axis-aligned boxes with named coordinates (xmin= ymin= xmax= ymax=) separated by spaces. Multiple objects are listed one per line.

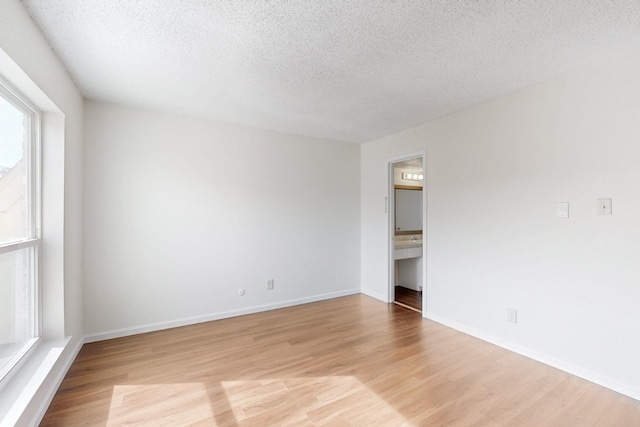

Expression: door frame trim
xmin=387 ymin=150 xmax=427 ymax=314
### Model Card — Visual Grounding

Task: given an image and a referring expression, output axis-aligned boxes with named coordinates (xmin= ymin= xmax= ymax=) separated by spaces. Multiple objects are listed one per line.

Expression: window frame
xmin=0 ymin=78 xmax=42 ymax=384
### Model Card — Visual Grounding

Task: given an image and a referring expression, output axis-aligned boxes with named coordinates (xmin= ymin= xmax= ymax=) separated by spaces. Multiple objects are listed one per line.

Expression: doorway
xmin=389 ymin=154 xmax=426 ymax=313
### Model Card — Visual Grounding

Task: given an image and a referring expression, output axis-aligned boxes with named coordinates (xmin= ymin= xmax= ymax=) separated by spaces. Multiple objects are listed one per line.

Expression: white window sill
xmin=0 ymin=337 xmax=77 ymax=427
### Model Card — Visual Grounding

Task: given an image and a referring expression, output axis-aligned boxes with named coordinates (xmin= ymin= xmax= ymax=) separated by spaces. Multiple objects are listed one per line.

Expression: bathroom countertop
xmin=394 ymin=239 xmax=423 ymax=249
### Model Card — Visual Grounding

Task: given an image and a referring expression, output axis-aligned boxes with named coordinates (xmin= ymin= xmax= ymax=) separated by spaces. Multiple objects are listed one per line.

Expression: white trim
xmin=426 ymin=312 xmax=640 ymax=402
xmin=0 ymin=338 xmax=39 ymax=394
xmin=387 ymin=150 xmax=427 ymax=308
xmin=30 ymin=338 xmax=84 ymax=427
xmin=420 ymin=153 xmax=427 ymax=317
xmin=387 ymin=160 xmax=396 ymax=304
xmin=360 ymin=288 xmax=388 ymax=303
xmin=0 ymin=337 xmax=78 ymax=427
xmin=386 ymin=150 xmax=425 ymax=165
xmin=85 ymin=289 xmax=361 ymax=343
xmin=0 ymin=76 xmax=39 ymax=117
xmin=0 ymin=79 xmax=42 ymax=387
xmin=0 ymin=239 xmax=38 ymax=254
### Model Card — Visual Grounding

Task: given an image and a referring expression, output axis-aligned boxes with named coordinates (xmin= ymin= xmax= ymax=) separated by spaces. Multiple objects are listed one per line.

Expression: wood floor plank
xmin=40 ymin=295 xmax=640 ymax=426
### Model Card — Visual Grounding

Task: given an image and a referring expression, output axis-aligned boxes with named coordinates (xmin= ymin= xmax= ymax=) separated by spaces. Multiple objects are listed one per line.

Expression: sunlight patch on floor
xmin=105 ymin=376 xmax=410 ymax=425
xmin=221 ymin=376 xmax=410 ymax=426
xmin=107 ymin=383 xmax=213 ymax=426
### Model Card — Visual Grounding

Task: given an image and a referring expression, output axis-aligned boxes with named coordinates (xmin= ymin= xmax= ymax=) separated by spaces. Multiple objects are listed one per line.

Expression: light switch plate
xmin=556 ymin=202 xmax=569 ymax=218
xmin=597 ymin=198 xmax=612 ymax=215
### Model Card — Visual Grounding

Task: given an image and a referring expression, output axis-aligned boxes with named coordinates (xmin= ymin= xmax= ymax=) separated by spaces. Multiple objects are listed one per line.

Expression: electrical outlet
xmin=556 ymin=202 xmax=569 ymax=218
xmin=507 ymin=308 xmax=517 ymax=324
xmin=597 ymin=198 xmax=612 ymax=215
xmin=266 ymin=279 xmax=274 ymax=290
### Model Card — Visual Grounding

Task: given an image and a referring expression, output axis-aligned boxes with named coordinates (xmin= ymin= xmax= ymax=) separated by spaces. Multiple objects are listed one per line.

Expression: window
xmin=0 ymin=81 xmax=40 ymax=382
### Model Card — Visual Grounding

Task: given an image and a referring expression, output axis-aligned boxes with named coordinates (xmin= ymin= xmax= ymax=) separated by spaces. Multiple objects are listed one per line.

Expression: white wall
xmin=0 ymin=0 xmax=84 ymax=425
xmin=83 ymin=101 xmax=360 ymax=337
xmin=361 ymin=53 xmax=640 ymax=399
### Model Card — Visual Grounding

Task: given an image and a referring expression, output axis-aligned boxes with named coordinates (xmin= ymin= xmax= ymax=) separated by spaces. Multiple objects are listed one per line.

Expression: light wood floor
xmin=41 ymin=295 xmax=640 ymax=426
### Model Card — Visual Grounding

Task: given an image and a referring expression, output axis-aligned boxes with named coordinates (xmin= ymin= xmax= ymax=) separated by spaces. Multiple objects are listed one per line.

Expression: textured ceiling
xmin=20 ymin=1 xmax=640 ymax=143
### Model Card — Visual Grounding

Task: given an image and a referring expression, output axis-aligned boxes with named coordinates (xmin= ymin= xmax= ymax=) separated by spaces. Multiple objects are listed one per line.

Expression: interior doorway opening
xmin=388 ymin=154 xmax=426 ymax=313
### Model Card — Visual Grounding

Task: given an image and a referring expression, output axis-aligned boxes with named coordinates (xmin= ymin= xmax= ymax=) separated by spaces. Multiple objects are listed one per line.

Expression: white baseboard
xmin=426 ymin=313 xmax=640 ymax=402
xmin=360 ymin=288 xmax=389 ymax=303
xmin=85 ymin=288 xmax=361 ymax=343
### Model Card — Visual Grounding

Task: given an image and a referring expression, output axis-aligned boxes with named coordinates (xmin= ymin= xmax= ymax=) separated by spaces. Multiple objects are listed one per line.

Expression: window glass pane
xmin=0 ymin=247 xmax=35 ymax=377
xmin=0 ymin=94 xmax=29 ymax=244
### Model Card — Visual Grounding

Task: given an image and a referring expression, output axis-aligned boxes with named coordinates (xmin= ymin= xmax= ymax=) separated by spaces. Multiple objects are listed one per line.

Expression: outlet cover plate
xmin=556 ymin=202 xmax=569 ymax=218
xmin=597 ymin=198 xmax=612 ymax=215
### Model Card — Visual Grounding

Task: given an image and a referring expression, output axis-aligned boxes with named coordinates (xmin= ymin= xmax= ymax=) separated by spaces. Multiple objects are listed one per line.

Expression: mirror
xmin=395 ymin=188 xmax=422 ymax=232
